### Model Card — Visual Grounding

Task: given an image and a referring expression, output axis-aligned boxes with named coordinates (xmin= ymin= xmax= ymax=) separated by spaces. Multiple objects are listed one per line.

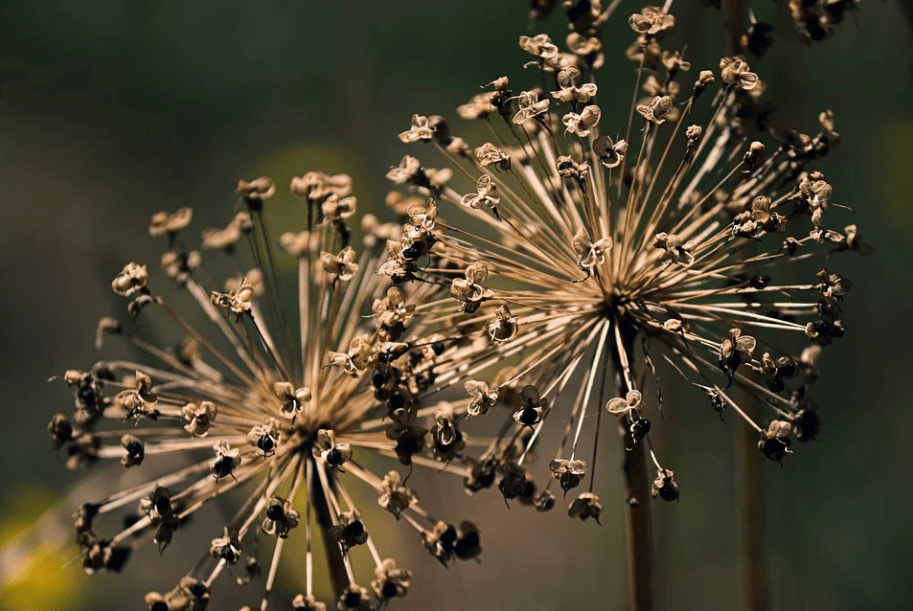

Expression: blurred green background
xmin=1 ymin=1 xmax=911 ymax=610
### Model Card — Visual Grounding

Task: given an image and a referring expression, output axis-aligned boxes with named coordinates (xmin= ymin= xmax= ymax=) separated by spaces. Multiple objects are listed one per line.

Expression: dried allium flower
xmin=695 ymin=0 xmax=861 ymax=53
xmin=49 ymin=174 xmax=486 ymax=609
xmin=787 ymin=0 xmax=860 ymax=43
xmin=389 ymin=4 xmax=866 ymax=516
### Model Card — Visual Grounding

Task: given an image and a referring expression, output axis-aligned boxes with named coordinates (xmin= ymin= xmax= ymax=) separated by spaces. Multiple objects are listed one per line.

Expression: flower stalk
xmin=311 ymin=469 xmax=352 ymax=600
xmin=613 ymin=319 xmax=654 ymax=611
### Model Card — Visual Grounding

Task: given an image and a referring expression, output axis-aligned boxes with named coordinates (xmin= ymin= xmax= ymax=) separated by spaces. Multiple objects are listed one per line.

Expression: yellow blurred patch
xmin=0 ymin=547 xmax=83 ymax=611
xmin=0 ymin=486 xmax=84 ymax=611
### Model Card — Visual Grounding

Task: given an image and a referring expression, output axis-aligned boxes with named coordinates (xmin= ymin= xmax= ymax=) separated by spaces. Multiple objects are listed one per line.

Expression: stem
xmin=726 ymin=16 xmax=770 ymax=590
xmin=310 ymin=466 xmax=349 ymax=599
xmin=738 ymin=396 xmax=769 ymax=611
xmin=723 ymin=0 xmax=744 ymax=56
xmin=612 ymin=320 xmax=654 ymax=611
xmin=621 ymin=429 xmax=654 ymax=611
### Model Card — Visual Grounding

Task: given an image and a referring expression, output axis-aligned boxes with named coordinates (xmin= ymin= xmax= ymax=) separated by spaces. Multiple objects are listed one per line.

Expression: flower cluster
xmin=385 ymin=3 xmax=869 ymax=521
xmin=51 ymin=174 xmax=484 ymax=610
xmin=44 ymin=2 xmax=871 ymax=609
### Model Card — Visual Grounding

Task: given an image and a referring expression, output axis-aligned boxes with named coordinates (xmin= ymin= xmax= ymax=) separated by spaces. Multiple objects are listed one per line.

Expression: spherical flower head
xmin=386 ymin=0 xmax=866 ymax=541
xmin=48 ymin=172 xmax=487 ymax=609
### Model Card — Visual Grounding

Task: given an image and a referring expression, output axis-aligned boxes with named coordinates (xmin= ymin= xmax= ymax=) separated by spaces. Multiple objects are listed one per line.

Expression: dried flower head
xmin=693 ymin=0 xmax=861 ymax=50
xmin=389 ymin=4 xmax=865 ymax=518
xmin=49 ymin=173 xmax=487 ymax=609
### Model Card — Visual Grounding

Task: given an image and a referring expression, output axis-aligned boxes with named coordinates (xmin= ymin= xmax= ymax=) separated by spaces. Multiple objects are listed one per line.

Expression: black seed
xmin=812 ymin=318 xmax=831 ymax=334
xmin=518 ymin=407 xmax=538 ymax=426
xmin=395 ymin=435 xmax=423 ymax=462
xmin=104 ymin=545 xmax=131 ymax=571
xmin=657 ymin=482 xmax=679 ymax=502
xmin=343 ymin=591 xmax=361 ymax=608
xmin=455 ymin=531 xmax=480 ymax=558
xmin=327 ymin=449 xmax=344 ymax=466
xmin=212 ymin=457 xmax=233 ymax=478
xmin=220 ymin=546 xmax=238 ymax=563
xmin=765 ymin=374 xmax=785 ymax=393
xmin=266 ymin=504 xmax=284 ymax=521
xmin=748 ymin=275 xmax=771 ymax=289
xmin=257 ymin=434 xmax=275 ymax=454
xmin=795 ymin=409 xmax=821 ymax=442
xmin=154 ymin=495 xmax=171 ymax=516
xmin=631 ymin=418 xmax=651 ymax=440
xmin=345 ymin=520 xmax=365 ymax=537
xmin=389 ymin=394 xmax=406 ymax=410
xmin=439 ymin=525 xmax=457 ymax=552
xmin=776 ymin=358 xmax=800 ymax=378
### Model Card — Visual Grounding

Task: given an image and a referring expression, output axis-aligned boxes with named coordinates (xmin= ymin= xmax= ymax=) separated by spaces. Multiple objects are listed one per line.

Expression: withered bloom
xmin=695 ymin=0 xmax=861 ymax=54
xmin=388 ymin=3 xmax=866 ymax=517
xmin=49 ymin=173 xmax=484 ymax=609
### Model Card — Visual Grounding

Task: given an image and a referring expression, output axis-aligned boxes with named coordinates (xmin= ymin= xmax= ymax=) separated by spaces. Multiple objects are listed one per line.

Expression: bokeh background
xmin=1 ymin=1 xmax=911 ymax=610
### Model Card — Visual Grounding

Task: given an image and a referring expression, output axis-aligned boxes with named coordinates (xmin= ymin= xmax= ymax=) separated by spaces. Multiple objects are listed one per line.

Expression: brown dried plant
xmin=383 ymin=2 xmax=871 ymax=607
xmin=28 ymin=3 xmax=875 ymax=611
xmin=530 ymin=0 xmax=864 ymax=52
xmin=47 ymin=175 xmax=486 ymax=611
